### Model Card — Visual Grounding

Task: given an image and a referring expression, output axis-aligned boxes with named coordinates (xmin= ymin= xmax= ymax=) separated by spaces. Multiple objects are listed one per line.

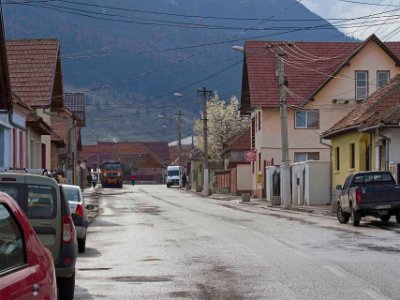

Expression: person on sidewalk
xmin=182 ymin=173 xmax=187 ymax=188
xmin=130 ymin=175 xmax=136 ymax=186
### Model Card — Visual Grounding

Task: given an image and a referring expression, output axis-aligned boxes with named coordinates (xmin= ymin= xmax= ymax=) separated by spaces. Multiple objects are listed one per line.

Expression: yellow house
xmin=240 ymin=34 xmax=400 ymax=198
xmin=322 ymin=74 xmax=400 ymax=188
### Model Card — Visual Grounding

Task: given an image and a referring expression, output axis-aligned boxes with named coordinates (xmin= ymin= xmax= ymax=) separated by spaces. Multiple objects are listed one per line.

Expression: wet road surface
xmin=75 ymin=184 xmax=400 ymax=299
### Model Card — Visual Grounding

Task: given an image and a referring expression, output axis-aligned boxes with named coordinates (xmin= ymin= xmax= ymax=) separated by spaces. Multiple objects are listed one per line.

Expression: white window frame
xmin=294 ymin=152 xmax=320 ymax=163
xmin=355 ymin=70 xmax=368 ymax=100
xmin=377 ymin=70 xmax=390 ymax=88
xmin=295 ymin=110 xmax=319 ymax=129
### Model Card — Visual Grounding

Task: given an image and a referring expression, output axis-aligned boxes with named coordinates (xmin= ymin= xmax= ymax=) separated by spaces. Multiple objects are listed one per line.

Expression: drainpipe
xmin=320 ymin=136 xmax=333 ymax=203
xmin=376 ymin=128 xmax=390 ymax=171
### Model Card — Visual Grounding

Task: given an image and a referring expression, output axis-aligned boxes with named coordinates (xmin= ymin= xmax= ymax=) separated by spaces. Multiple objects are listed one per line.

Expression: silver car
xmin=61 ymin=184 xmax=91 ymax=253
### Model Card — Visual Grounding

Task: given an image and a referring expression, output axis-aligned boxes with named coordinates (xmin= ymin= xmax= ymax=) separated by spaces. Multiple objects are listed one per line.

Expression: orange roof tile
xmin=322 ymin=74 xmax=400 ymax=138
xmin=241 ymin=35 xmax=400 ymax=113
xmin=6 ymin=39 xmax=63 ymax=109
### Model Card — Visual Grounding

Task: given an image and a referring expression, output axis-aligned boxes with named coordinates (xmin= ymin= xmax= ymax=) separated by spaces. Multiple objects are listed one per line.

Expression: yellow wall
xmin=331 ymin=131 xmax=376 ymax=188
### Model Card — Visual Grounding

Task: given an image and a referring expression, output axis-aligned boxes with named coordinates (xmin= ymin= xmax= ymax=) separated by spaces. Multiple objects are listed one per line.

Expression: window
xmin=258 ymin=152 xmax=261 ymax=171
xmin=355 ymin=71 xmax=368 ymax=100
xmin=27 ymin=185 xmax=57 ymax=219
xmin=251 ymin=117 xmax=255 ymax=149
xmin=294 ymin=152 xmax=320 ymax=163
xmin=295 ymin=110 xmax=319 ymax=129
xmin=335 ymin=147 xmax=340 ymax=171
xmin=258 ymin=111 xmax=261 ymax=131
xmin=0 ymin=204 xmax=25 ymax=274
xmin=349 ymin=143 xmax=355 ymax=169
xmin=0 ymin=183 xmax=57 ymax=220
xmin=377 ymin=70 xmax=389 ymax=88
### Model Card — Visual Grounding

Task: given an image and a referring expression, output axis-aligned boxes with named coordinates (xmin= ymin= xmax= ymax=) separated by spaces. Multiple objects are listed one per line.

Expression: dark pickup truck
xmin=336 ymin=171 xmax=400 ymax=226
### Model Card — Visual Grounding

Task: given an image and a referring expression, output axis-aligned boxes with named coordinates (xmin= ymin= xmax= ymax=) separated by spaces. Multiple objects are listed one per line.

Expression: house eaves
xmin=321 ymin=125 xmax=359 ymax=140
xmin=303 ymin=34 xmax=400 ymax=106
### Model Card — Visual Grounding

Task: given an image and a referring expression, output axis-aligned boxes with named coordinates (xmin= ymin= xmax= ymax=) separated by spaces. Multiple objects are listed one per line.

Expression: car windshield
xmin=63 ymin=186 xmax=81 ymax=203
xmin=168 ymin=170 xmax=180 ymax=176
xmin=103 ymin=163 xmax=121 ymax=170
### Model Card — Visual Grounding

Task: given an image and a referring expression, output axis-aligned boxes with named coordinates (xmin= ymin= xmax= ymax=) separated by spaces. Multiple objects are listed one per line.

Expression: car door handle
xmin=39 ymin=221 xmax=52 ymax=226
xmin=32 ymin=283 xmax=39 ymax=295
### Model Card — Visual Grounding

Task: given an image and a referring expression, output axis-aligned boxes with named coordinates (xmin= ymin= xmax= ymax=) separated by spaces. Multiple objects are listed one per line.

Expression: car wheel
xmin=396 ymin=211 xmax=400 ymax=224
xmin=167 ymin=184 xmax=170 ymax=188
xmin=351 ymin=208 xmax=361 ymax=227
xmin=78 ymin=237 xmax=86 ymax=253
xmin=337 ymin=205 xmax=350 ymax=224
xmin=57 ymin=271 xmax=75 ymax=300
xmin=380 ymin=214 xmax=391 ymax=223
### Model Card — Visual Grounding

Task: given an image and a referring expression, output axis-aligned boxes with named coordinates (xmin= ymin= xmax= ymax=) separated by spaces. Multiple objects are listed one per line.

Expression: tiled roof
xmin=64 ymin=92 xmax=85 ymax=122
xmin=242 ymin=35 xmax=400 ymax=112
xmin=80 ymin=142 xmax=171 ymax=166
xmin=224 ymin=129 xmax=251 ymax=151
xmin=6 ymin=39 xmax=63 ymax=109
xmin=322 ymin=74 xmax=400 ymax=138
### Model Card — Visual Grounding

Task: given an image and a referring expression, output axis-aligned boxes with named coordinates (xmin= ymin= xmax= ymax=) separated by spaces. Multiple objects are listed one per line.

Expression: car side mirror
xmin=335 ymin=184 xmax=342 ymax=190
xmin=86 ymin=204 xmax=95 ymax=210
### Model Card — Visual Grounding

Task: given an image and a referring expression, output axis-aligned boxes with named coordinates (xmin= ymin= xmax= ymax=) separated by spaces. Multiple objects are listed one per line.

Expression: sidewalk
xmin=207 ymin=192 xmax=335 ymax=218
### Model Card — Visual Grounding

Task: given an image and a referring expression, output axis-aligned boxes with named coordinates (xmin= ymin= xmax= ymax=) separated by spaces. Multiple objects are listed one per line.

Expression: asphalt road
xmin=75 ymin=184 xmax=400 ymax=300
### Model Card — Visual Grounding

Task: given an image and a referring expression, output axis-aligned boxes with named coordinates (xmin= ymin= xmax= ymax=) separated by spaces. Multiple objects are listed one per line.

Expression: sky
xmin=301 ymin=0 xmax=400 ymax=41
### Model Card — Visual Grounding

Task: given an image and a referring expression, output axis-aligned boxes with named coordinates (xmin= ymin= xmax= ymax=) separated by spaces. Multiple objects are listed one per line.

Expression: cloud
xmin=301 ymin=0 xmax=400 ymax=40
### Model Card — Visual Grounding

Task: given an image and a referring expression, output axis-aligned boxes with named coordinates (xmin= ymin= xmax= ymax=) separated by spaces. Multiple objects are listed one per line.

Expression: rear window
xmin=353 ymin=173 xmax=394 ymax=186
xmin=0 ymin=183 xmax=57 ymax=220
xmin=63 ymin=187 xmax=81 ymax=203
xmin=27 ymin=185 xmax=57 ymax=219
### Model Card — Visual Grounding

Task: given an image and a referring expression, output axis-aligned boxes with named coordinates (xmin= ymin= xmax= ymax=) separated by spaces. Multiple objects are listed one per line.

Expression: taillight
xmin=62 ymin=215 xmax=74 ymax=244
xmin=356 ymin=188 xmax=362 ymax=204
xmin=75 ymin=204 xmax=84 ymax=218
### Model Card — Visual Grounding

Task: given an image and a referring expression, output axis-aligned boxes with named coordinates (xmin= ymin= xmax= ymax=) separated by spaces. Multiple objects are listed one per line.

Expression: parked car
xmin=0 ymin=191 xmax=57 ymax=299
xmin=62 ymin=184 xmax=93 ymax=253
xmin=0 ymin=173 xmax=78 ymax=300
xmin=336 ymin=171 xmax=400 ymax=226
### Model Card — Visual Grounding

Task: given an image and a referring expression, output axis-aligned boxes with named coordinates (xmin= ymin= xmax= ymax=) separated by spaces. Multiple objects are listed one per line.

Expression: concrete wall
xmin=237 ymin=164 xmax=251 ymax=191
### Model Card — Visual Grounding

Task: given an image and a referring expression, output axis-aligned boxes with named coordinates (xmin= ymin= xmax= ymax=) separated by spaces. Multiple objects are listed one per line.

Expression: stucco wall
xmin=331 ymin=132 xmax=375 ymax=189
xmin=252 ymin=40 xmax=400 ymax=198
xmin=36 ymin=109 xmax=51 ymax=169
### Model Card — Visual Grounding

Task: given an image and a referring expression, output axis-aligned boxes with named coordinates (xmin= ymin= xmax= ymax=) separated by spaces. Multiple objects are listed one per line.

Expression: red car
xmin=0 ymin=192 xmax=57 ymax=299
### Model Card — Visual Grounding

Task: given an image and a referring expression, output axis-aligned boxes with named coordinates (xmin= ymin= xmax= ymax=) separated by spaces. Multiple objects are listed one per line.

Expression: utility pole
xmin=198 ymin=87 xmax=212 ymax=196
xmin=276 ymin=45 xmax=291 ymax=209
xmin=176 ymin=110 xmax=183 ymax=188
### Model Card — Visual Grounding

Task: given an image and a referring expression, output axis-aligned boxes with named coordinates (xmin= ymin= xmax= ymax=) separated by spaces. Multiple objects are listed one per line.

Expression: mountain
xmin=2 ymin=0 xmax=354 ymax=144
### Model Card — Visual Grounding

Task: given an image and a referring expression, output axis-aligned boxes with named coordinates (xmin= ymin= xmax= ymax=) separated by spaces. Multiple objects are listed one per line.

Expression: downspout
xmin=320 ymin=136 xmax=333 ymax=203
xmin=376 ymin=128 xmax=390 ymax=171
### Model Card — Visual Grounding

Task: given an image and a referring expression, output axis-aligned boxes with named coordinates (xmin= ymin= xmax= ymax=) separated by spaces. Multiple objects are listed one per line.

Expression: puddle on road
xmin=169 ymin=291 xmax=191 ymax=298
xmin=111 ymin=275 xmax=173 ymax=282
xmin=134 ymin=205 xmax=162 ymax=215
xmin=78 ymin=267 xmax=111 ymax=271
xmin=357 ymin=244 xmax=400 ymax=254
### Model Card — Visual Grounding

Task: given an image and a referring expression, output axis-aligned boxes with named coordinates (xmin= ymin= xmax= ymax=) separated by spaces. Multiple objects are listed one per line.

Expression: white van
xmin=166 ymin=166 xmax=181 ymax=187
